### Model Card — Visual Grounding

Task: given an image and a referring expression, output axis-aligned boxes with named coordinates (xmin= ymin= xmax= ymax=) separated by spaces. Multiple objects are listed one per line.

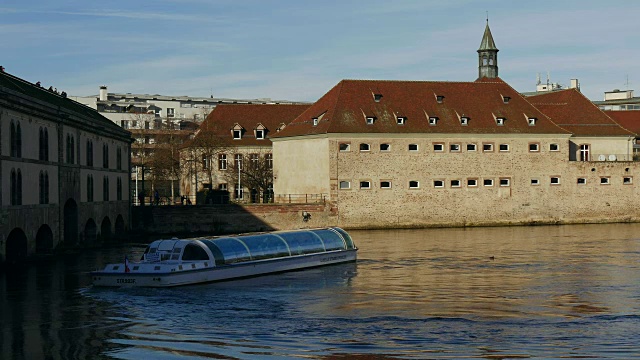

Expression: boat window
xmin=201 ymin=241 xmax=226 ymax=266
xmin=207 ymin=238 xmax=251 ymax=264
xmin=312 ymin=229 xmax=346 ymax=251
xmin=278 ymin=231 xmax=325 ymax=255
xmin=182 ymin=244 xmax=210 ymax=261
xmin=172 ymin=247 xmax=182 ymax=253
xmin=332 ymin=227 xmax=356 ymax=249
xmin=238 ymin=234 xmax=290 ymax=260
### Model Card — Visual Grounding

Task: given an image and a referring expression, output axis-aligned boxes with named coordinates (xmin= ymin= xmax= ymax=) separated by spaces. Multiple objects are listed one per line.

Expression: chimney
xmin=570 ymin=79 xmax=580 ymax=91
xmin=99 ymin=85 xmax=108 ymax=101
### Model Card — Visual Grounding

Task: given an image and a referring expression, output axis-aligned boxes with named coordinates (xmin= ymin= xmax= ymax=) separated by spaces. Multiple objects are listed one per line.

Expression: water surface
xmin=2 ymin=224 xmax=640 ymax=359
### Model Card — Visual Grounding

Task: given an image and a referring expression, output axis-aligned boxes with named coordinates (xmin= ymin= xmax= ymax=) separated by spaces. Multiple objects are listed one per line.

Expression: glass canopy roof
xmin=196 ymin=227 xmax=356 ymax=265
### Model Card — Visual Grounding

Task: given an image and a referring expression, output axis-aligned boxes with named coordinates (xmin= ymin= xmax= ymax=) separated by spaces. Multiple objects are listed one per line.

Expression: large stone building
xmin=271 ymin=22 xmax=640 ymax=229
xmin=1 ymin=70 xmax=131 ymax=264
xmin=180 ymin=104 xmax=309 ymax=203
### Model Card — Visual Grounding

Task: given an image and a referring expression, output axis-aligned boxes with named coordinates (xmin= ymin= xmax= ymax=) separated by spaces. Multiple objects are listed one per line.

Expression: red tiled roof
xmin=528 ymin=89 xmax=636 ymax=136
xmin=273 ymin=79 xmax=571 ymax=138
xmin=603 ymin=111 xmax=640 ymax=135
xmin=192 ymin=104 xmax=310 ymax=146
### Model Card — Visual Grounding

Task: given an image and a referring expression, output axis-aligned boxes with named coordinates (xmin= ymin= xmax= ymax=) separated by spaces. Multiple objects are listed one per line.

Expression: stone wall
xmin=132 ymin=203 xmax=334 ymax=238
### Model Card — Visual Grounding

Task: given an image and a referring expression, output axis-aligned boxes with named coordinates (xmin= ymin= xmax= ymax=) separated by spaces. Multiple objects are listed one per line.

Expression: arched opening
xmin=101 ymin=217 xmax=112 ymax=243
xmin=35 ymin=224 xmax=54 ymax=254
xmin=115 ymin=215 xmax=126 ymax=242
xmin=6 ymin=228 xmax=28 ymax=264
xmin=84 ymin=219 xmax=97 ymax=245
xmin=63 ymin=199 xmax=78 ymax=246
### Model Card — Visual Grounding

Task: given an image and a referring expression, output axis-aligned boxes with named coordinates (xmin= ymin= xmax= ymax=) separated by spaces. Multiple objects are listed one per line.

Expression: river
xmin=2 ymin=224 xmax=640 ymax=359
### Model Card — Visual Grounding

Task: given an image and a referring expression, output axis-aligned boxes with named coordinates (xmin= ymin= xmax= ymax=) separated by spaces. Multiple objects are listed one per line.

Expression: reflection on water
xmin=2 ymin=224 xmax=640 ymax=359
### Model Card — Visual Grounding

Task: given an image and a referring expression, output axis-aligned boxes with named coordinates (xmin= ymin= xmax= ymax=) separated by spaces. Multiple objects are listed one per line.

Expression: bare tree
xmin=224 ymin=149 xmax=273 ymax=203
xmin=188 ymin=121 xmax=230 ymax=189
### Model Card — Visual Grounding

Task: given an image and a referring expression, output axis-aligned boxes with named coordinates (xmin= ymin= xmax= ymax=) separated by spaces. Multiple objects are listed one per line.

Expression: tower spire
xmin=477 ymin=19 xmax=499 ymax=79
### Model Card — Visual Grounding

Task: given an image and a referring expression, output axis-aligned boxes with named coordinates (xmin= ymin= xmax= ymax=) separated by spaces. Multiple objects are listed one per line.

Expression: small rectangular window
xmin=496 ymin=117 xmax=505 ymax=126
xmin=312 ymin=118 xmax=318 ymax=126
xmin=339 ymin=143 xmax=350 ymax=152
xmin=499 ymin=144 xmax=509 ymax=152
xmin=467 ymin=143 xmax=477 ymax=152
xmin=256 ymin=130 xmax=265 ymax=139
xmin=467 ymin=178 xmax=478 ymax=187
xmin=233 ymin=130 xmax=242 ymax=139
xmin=499 ymin=178 xmax=510 ymax=187
xmin=380 ymin=143 xmax=390 ymax=152
xmin=429 ymin=117 xmax=438 ymax=125
xmin=484 ymin=179 xmax=494 ymax=187
xmin=451 ymin=179 xmax=461 ymax=188
xmin=503 ymin=96 xmax=511 ymax=104
xmin=408 ymin=144 xmax=418 ymax=151
xmin=360 ymin=181 xmax=371 ymax=189
xmin=528 ymin=118 xmax=537 ymax=126
xmin=339 ymin=181 xmax=351 ymax=189
xmin=397 ymin=117 xmax=406 ymax=125
xmin=380 ymin=181 xmax=392 ymax=189
xmin=600 ymin=177 xmax=610 ymax=185
xmin=624 ymin=177 xmax=633 ymax=185
xmin=433 ymin=143 xmax=444 ymax=152
xmin=359 ymin=143 xmax=370 ymax=152
xmin=483 ymin=143 xmax=494 ymax=152
xmin=551 ymin=177 xmax=560 ymax=185
xmin=433 ymin=180 xmax=444 ymax=188
xmin=409 ymin=180 xmax=420 ymax=189
xmin=549 ymin=143 xmax=559 ymax=151
xmin=450 ymin=143 xmax=460 ymax=152
xmin=366 ymin=117 xmax=376 ymax=125
xmin=577 ymin=178 xmax=586 ymax=185
xmin=460 ymin=117 xmax=469 ymax=125
xmin=436 ymin=95 xmax=444 ymax=103
xmin=531 ymin=178 xmax=540 ymax=185
xmin=529 ymin=143 xmax=540 ymax=152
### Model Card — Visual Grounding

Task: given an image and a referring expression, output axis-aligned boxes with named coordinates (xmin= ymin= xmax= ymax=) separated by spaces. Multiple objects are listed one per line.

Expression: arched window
xmin=482 ymin=55 xmax=488 ymax=66
xmin=489 ymin=55 xmax=494 ymax=65
xmin=116 ymin=177 xmax=122 ymax=201
xmin=10 ymin=169 xmax=16 ymax=205
xmin=10 ymin=121 xmax=16 ymax=157
xmin=44 ymin=171 xmax=49 ymax=204
xmin=16 ymin=123 xmax=22 ymax=158
xmin=103 ymin=144 xmax=109 ymax=168
xmin=39 ymin=171 xmax=45 ymax=204
xmin=86 ymin=140 xmax=94 ymax=166
xmin=116 ymin=147 xmax=122 ymax=170
xmin=44 ymin=128 xmax=49 ymax=161
xmin=16 ymin=169 xmax=22 ymax=205
xmin=103 ymin=176 xmax=109 ymax=201
xmin=87 ymin=175 xmax=94 ymax=202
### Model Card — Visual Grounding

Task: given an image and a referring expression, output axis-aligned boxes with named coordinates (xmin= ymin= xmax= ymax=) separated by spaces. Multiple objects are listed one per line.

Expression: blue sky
xmin=1 ymin=0 xmax=638 ymax=102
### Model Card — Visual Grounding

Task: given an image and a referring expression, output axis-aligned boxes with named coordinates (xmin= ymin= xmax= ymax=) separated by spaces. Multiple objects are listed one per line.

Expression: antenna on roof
xmin=625 ymin=75 xmax=631 ymax=90
xmin=486 ymin=11 xmax=489 ymax=23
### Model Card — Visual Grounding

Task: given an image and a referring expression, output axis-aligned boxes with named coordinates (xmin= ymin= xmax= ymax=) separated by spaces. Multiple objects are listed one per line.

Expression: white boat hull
xmin=92 ymin=249 xmax=357 ymax=287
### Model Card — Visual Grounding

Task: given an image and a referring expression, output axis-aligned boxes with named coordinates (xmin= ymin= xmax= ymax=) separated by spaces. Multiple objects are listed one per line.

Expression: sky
xmin=0 ymin=0 xmax=638 ymax=102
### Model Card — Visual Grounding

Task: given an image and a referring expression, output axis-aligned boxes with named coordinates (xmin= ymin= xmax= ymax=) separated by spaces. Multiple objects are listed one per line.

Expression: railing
xmin=274 ymin=194 xmax=327 ymax=204
xmin=574 ymin=153 xmax=636 ymax=162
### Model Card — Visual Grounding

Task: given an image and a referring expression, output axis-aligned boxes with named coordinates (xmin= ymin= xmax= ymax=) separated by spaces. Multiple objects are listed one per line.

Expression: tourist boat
xmin=91 ymin=227 xmax=357 ymax=287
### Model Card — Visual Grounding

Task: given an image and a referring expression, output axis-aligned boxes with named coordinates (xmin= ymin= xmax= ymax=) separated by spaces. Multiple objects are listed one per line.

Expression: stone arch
xmin=35 ymin=224 xmax=54 ymax=254
xmin=115 ymin=215 xmax=126 ymax=241
xmin=64 ymin=199 xmax=78 ymax=246
xmin=100 ymin=216 xmax=112 ymax=243
xmin=84 ymin=218 xmax=97 ymax=245
xmin=6 ymin=228 xmax=28 ymax=264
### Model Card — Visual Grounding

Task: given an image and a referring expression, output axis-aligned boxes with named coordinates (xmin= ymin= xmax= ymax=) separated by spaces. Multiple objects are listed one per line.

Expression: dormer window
xmin=366 ymin=116 xmax=376 ymax=125
xmin=503 ymin=96 xmax=511 ymax=104
xmin=460 ymin=117 xmax=469 ymax=126
xmin=496 ymin=117 xmax=505 ymax=126
xmin=436 ymin=95 xmax=445 ymax=103
xmin=528 ymin=117 xmax=537 ymax=126
xmin=312 ymin=117 xmax=318 ymax=126
xmin=373 ymin=93 xmax=382 ymax=102
xmin=429 ymin=117 xmax=438 ymax=125
xmin=397 ymin=117 xmax=406 ymax=125
xmin=255 ymin=129 xmax=265 ymax=140
xmin=233 ymin=130 xmax=242 ymax=139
